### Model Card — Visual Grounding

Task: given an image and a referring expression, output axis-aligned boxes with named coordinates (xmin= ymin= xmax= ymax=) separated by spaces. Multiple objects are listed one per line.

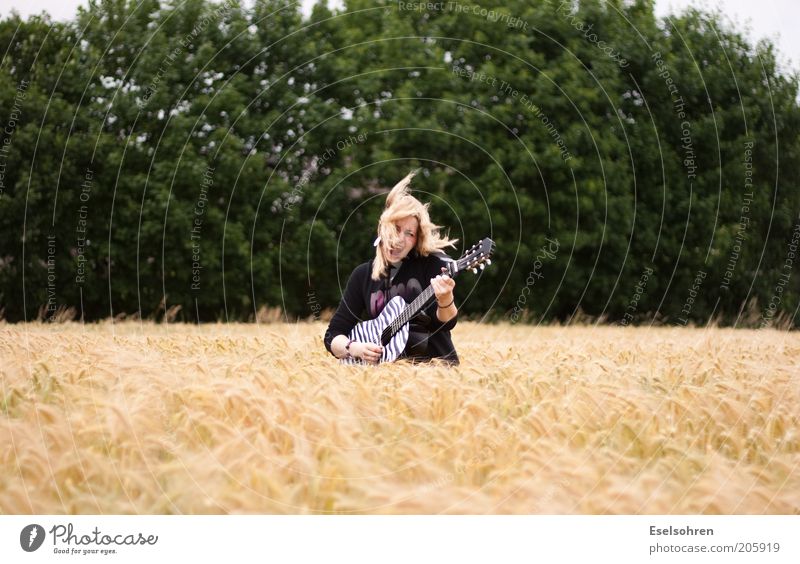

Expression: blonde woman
xmin=324 ymin=171 xmax=460 ymax=364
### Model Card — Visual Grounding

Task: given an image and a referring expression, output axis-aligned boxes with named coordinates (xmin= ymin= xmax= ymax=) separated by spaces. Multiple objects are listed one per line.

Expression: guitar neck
xmin=379 ymin=237 xmax=493 ymax=345
xmin=387 ymin=276 xmax=452 ymax=334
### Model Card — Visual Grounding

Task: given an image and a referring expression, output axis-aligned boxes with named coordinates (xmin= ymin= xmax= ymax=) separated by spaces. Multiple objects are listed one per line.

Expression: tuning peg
xmin=486 ymin=259 xmax=491 ymax=265
xmin=471 ymin=268 xmax=478 ymax=274
xmin=479 ymin=264 xmax=485 ymax=270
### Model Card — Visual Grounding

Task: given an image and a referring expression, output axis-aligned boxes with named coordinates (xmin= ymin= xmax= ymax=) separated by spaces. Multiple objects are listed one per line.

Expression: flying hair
xmin=371 ymin=170 xmax=458 ymax=280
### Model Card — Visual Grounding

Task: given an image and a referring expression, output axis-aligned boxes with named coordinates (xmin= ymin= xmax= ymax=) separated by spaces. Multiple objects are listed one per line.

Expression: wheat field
xmin=1 ymin=321 xmax=798 ymax=514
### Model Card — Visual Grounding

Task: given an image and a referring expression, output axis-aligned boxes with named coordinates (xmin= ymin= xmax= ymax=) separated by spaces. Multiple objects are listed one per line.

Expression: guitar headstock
xmin=454 ymin=237 xmax=495 ymax=275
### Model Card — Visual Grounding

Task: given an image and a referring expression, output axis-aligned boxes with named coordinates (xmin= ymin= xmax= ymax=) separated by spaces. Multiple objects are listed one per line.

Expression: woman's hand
xmin=431 ymin=268 xmax=456 ymax=306
xmin=351 ymin=341 xmax=383 ymax=364
xmin=432 ymin=267 xmax=457 ymax=323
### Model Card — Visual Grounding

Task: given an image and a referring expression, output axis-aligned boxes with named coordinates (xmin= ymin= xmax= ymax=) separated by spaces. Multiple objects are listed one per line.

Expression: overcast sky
xmin=1 ymin=0 xmax=797 ymax=73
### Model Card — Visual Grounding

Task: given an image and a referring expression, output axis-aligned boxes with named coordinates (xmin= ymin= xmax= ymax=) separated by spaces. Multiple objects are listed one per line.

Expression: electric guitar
xmin=342 ymin=237 xmax=495 ymax=364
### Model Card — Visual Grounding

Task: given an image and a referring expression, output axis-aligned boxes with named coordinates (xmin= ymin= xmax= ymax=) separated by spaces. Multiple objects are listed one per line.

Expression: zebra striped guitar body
xmin=340 ymin=296 xmax=410 ymax=364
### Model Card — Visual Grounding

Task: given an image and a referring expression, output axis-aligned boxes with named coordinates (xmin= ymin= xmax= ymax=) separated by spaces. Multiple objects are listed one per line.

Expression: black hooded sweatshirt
xmin=323 ymin=252 xmax=459 ymax=364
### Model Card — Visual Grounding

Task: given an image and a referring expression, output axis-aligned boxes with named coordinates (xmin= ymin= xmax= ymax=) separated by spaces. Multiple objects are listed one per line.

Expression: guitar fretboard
xmin=387 ymin=285 xmax=436 ymax=335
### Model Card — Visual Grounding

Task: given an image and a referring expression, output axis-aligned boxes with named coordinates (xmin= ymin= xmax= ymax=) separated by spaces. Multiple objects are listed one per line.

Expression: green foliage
xmin=1 ymin=0 xmax=798 ymax=326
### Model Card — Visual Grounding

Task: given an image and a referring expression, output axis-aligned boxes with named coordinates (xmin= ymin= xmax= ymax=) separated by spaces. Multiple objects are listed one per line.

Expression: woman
xmin=324 ymin=171 xmax=460 ymax=364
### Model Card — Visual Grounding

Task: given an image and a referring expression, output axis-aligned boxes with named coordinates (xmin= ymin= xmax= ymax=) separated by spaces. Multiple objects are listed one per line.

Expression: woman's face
xmin=384 ymin=216 xmax=419 ymax=263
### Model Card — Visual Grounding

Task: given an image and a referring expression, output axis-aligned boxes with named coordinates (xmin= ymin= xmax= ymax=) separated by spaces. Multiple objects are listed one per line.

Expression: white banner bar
xmin=2 ymin=515 xmax=798 ymax=563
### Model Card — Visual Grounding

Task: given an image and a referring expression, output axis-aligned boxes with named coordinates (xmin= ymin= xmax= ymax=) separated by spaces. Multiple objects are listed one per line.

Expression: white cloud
xmin=655 ymin=0 xmax=798 ymax=73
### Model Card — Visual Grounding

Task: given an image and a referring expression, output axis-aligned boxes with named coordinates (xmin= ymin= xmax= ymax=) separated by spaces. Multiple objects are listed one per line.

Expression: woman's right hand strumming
xmin=350 ymin=341 xmax=383 ymax=364
xmin=332 ymin=334 xmax=383 ymax=364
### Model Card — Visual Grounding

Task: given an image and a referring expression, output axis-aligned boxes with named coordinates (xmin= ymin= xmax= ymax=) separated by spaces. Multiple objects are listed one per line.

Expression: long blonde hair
xmin=371 ymin=170 xmax=458 ymax=280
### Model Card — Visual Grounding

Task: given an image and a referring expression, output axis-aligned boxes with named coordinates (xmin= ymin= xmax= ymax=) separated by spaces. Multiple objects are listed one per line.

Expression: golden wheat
xmin=0 ymin=322 xmax=798 ymax=514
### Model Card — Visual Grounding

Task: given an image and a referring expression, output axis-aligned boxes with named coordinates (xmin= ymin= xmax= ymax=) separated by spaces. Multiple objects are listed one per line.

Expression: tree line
xmin=1 ymin=0 xmax=798 ymax=326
